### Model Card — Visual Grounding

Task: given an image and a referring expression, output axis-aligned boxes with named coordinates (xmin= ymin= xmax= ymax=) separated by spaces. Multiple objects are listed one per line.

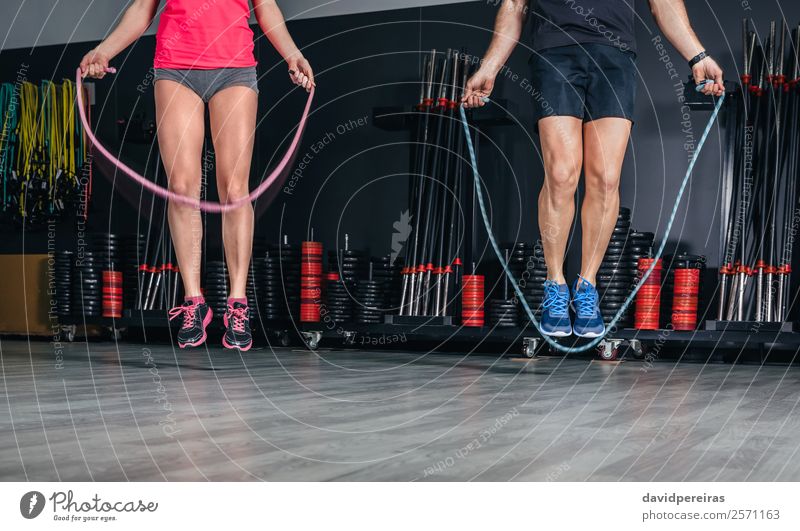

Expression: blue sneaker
xmin=540 ymin=280 xmax=572 ymax=337
xmin=572 ymin=276 xmax=606 ymax=338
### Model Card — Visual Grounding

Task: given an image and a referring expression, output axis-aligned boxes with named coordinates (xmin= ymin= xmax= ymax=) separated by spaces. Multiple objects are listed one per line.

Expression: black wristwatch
xmin=688 ymin=51 xmax=709 ymax=68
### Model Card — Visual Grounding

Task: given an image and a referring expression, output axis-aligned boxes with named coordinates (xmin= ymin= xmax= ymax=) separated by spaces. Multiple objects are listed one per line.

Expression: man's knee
xmin=545 ymin=164 xmax=580 ymax=197
xmin=585 ymin=168 xmax=621 ymax=196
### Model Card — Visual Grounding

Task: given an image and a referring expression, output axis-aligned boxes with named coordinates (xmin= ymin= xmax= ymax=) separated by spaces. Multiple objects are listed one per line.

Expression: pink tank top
xmin=154 ymin=0 xmax=256 ymax=69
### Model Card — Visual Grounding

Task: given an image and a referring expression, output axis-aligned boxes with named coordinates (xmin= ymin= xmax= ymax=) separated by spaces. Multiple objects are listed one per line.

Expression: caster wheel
xmin=64 ymin=325 xmax=77 ymax=342
xmin=629 ymin=340 xmax=646 ymax=360
xmin=522 ymin=338 xmax=539 ymax=358
xmin=279 ymin=333 xmax=290 ymax=348
xmin=597 ymin=345 xmax=619 ymax=361
xmin=301 ymin=331 xmax=322 ymax=350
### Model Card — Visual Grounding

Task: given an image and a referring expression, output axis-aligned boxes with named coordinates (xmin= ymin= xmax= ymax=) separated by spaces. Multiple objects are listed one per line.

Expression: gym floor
xmin=1 ymin=339 xmax=798 ymax=481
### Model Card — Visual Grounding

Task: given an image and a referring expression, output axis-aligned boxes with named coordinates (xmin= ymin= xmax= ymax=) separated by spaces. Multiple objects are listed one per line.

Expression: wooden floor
xmin=1 ymin=338 xmax=799 ymax=481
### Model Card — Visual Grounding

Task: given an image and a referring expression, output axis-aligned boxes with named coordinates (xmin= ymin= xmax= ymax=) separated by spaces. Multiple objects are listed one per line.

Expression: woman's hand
xmin=287 ymin=56 xmax=315 ymax=92
xmin=461 ymin=67 xmax=496 ymax=108
xmin=80 ymin=48 xmax=112 ymax=79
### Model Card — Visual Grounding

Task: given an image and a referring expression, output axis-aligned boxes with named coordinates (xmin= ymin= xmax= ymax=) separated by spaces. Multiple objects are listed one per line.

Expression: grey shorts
xmin=153 ymin=67 xmax=259 ymax=102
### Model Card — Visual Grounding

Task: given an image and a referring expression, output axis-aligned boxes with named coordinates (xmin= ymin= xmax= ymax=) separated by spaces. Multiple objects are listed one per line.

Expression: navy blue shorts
xmin=153 ymin=67 xmax=259 ymax=103
xmin=529 ymin=43 xmax=636 ymax=124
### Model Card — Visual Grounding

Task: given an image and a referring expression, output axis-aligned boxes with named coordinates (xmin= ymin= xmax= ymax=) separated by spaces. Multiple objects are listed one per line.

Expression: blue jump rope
xmin=458 ymin=80 xmax=725 ymax=353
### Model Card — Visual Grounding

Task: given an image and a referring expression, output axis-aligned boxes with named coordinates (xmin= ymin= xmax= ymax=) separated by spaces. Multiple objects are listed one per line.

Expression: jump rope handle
xmin=461 ymin=96 xmax=490 ymax=107
xmin=80 ymin=67 xmax=116 ymax=78
xmin=695 ymin=79 xmax=713 ymax=92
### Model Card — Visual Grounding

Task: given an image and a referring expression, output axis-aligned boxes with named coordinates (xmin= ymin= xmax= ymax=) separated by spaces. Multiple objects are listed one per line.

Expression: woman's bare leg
xmin=155 ymin=80 xmax=206 ymax=299
xmin=208 ymin=86 xmax=257 ymax=300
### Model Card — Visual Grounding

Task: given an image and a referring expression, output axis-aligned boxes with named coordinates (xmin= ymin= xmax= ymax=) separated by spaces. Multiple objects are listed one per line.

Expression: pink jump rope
xmin=76 ymin=67 xmax=315 ymax=213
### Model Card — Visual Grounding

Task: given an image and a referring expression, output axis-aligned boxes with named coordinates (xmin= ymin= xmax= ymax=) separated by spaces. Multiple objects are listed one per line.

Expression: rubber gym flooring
xmin=1 ymin=339 xmax=799 ymax=481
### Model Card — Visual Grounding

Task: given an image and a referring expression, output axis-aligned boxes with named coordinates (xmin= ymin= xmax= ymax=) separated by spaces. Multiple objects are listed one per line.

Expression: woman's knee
xmin=216 ymin=175 xmax=250 ymax=203
xmin=168 ymin=174 xmax=201 ymax=199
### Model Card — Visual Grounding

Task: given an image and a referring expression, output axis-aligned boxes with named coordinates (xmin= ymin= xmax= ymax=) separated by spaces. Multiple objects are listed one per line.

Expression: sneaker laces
xmin=227 ymin=305 xmax=248 ymax=334
xmin=169 ymin=303 xmax=197 ymax=330
xmin=573 ymin=277 xmax=598 ymax=318
xmin=542 ymin=282 xmax=568 ymax=316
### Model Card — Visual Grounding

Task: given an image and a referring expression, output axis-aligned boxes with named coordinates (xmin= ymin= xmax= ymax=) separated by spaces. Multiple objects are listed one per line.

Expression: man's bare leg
xmin=537 ymin=116 xmax=584 ymax=283
xmin=580 ymin=118 xmax=632 ymax=286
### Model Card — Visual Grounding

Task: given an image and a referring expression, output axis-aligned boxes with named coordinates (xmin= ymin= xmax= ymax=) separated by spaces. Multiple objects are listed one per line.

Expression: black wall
xmin=2 ymin=1 xmax=799 ymax=272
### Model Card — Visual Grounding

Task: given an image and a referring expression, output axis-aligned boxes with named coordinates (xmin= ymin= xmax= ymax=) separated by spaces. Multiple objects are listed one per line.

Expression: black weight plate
xmin=601 ymin=266 xmax=637 ymax=275
xmin=490 ymin=299 xmax=517 ymax=305
xmin=356 ymin=310 xmax=384 ymax=317
xmin=73 ymin=305 xmax=103 ymax=312
xmin=258 ymin=282 xmax=298 ymax=290
xmin=332 ymin=257 xmax=364 ymax=264
xmin=355 ymin=291 xmax=384 ymax=299
xmin=601 ymin=263 xmax=636 ymax=273
xmin=600 ymin=302 xmax=633 ymax=311
xmin=600 ymin=296 xmax=630 ymax=304
xmin=256 ymin=305 xmax=292 ymax=313
xmin=597 ymin=278 xmax=633 ymax=287
xmin=259 ymin=290 xmax=298 ymax=298
xmin=603 ymin=246 xmax=631 ymax=255
xmin=263 ymin=258 xmax=299 ymax=265
xmin=598 ymin=287 xmax=632 ymax=296
xmin=601 ymin=254 xmax=633 ymax=264
xmin=356 ymin=300 xmax=385 ymax=307
xmin=489 ymin=315 xmax=517 ymax=322
xmin=328 ymin=249 xmax=364 ymax=257
xmin=625 ymin=246 xmax=651 ymax=255
xmin=597 ymin=267 xmax=634 ymax=276
xmin=355 ymin=282 xmax=383 ymax=289
xmin=503 ymin=242 xmax=535 ymax=249
xmin=73 ymin=264 xmax=105 ymax=272
xmin=204 ymin=284 xmax=230 ymax=292
xmin=325 ymin=293 xmax=352 ymax=300
xmin=325 ymin=285 xmax=354 ymax=292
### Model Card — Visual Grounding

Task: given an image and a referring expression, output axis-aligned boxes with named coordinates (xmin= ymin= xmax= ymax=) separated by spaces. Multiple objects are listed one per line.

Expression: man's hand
xmin=287 ymin=56 xmax=315 ymax=92
xmin=461 ymin=68 xmax=496 ymax=108
xmin=692 ymin=56 xmax=724 ymax=96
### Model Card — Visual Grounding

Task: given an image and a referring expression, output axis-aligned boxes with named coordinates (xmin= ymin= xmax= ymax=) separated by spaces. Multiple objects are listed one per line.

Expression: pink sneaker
xmin=168 ymin=300 xmax=212 ymax=348
xmin=222 ymin=302 xmax=252 ymax=351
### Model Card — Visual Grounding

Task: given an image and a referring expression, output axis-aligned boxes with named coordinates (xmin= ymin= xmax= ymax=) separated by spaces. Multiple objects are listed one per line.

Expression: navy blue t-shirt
xmin=531 ymin=0 xmax=636 ymax=54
